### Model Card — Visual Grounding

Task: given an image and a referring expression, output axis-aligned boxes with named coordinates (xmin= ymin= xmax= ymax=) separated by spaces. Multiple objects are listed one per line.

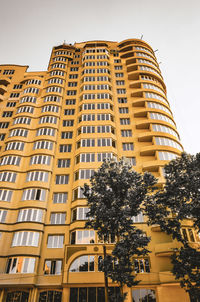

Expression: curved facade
xmin=0 ymin=40 xmax=195 ymax=302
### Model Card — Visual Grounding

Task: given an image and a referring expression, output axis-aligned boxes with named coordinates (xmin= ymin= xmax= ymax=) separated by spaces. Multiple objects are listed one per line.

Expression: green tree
xmin=83 ymin=158 xmax=157 ymax=302
xmin=144 ymin=152 xmax=200 ymax=301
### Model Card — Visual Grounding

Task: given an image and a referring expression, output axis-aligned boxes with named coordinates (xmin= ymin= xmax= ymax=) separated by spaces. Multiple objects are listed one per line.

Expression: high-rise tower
xmin=0 ymin=39 xmax=194 ymax=302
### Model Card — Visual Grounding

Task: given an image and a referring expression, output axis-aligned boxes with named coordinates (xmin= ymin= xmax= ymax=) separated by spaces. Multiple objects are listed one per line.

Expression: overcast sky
xmin=0 ymin=0 xmax=199 ymax=155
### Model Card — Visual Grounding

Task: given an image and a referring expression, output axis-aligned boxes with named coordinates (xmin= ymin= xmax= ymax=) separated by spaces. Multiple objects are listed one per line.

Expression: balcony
xmin=155 ymin=241 xmax=181 ymax=257
xmin=0 ymin=85 xmax=7 ymax=94
xmin=0 ymin=273 xmax=36 ymax=285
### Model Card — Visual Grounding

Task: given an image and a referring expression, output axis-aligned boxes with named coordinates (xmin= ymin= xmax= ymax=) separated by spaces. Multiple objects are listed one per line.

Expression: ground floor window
xmin=39 ymin=291 xmax=62 ymax=302
xmin=70 ymin=287 xmax=120 ymax=302
xmin=6 ymin=291 xmax=29 ymax=302
xmin=132 ymin=289 xmax=156 ymax=302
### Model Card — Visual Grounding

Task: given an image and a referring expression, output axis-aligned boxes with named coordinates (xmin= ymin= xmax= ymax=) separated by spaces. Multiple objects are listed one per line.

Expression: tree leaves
xmin=83 ymin=158 xmax=157 ymax=300
xmin=144 ymin=152 xmax=200 ymax=300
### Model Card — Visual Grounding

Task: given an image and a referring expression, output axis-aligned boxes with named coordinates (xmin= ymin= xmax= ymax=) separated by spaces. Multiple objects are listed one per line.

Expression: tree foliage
xmin=83 ymin=158 xmax=157 ymax=300
xmin=144 ymin=152 xmax=200 ymax=300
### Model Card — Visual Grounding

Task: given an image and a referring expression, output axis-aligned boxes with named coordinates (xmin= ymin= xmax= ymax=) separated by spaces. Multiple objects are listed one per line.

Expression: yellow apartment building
xmin=0 ymin=39 xmax=196 ymax=302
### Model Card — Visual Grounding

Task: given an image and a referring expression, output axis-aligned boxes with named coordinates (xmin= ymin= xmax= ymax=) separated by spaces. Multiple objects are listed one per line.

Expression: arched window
xmin=69 ymin=255 xmax=95 ymax=272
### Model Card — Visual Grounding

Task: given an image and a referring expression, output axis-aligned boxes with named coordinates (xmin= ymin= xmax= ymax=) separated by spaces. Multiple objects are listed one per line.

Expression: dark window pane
xmin=88 ymin=288 xmax=96 ymax=302
xmin=70 ymin=288 xmax=78 ymax=302
xmin=97 ymin=287 xmax=105 ymax=302
xmin=79 ymin=288 xmax=87 ymax=302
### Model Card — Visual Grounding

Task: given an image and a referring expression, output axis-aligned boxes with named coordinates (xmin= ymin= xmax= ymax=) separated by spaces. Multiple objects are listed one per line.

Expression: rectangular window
xmin=119 ymin=107 xmax=129 ymax=114
xmin=73 ymin=187 xmax=85 ymax=200
xmin=2 ymin=111 xmax=13 ymax=117
xmin=70 ymin=230 xmax=95 ymax=245
xmin=181 ymin=228 xmax=196 ymax=242
xmin=97 ymin=153 xmax=114 ymax=162
xmin=50 ymin=213 xmax=66 ymax=224
xmin=44 ymin=96 xmax=60 ymax=103
xmin=134 ymin=258 xmax=150 ymax=273
xmin=22 ymin=189 xmax=46 ymax=201
xmin=82 ymin=103 xmax=95 ymax=110
xmin=33 ymin=141 xmax=53 ymax=150
xmin=97 ymin=114 xmax=112 ymax=121
xmin=64 ymin=109 xmax=75 ymax=115
xmin=77 ymin=139 xmax=95 ymax=148
xmin=12 ymin=231 xmax=39 ymax=247
xmin=121 ymin=130 xmax=132 ymax=137
xmin=97 ymin=125 xmax=112 ymax=133
xmin=5 ymin=142 xmax=24 ymax=151
xmin=0 ymin=156 xmax=21 ymax=166
xmin=69 ymin=74 xmax=78 ymax=79
xmin=0 ymin=134 xmax=5 ymax=141
xmin=66 ymin=99 xmax=76 ymax=105
xmin=68 ymin=82 xmax=77 ymax=87
xmin=0 ymin=172 xmax=17 ymax=183
xmin=17 ymin=106 xmax=34 ymax=114
xmin=118 ymin=98 xmax=127 ymax=104
xmin=3 ymin=70 xmax=14 ymax=75
xmin=55 ymin=175 xmax=69 ymax=184
xmin=76 ymin=153 xmax=95 ymax=163
xmin=7 ymin=102 xmax=16 ymax=107
xmin=70 ymin=67 xmax=79 ymax=71
xmin=26 ymin=171 xmax=49 ymax=182
xmin=10 ymin=93 xmax=20 ymax=98
xmin=61 ymin=131 xmax=73 ymax=139
xmin=13 ymin=117 xmax=31 ymax=125
xmin=47 ymin=235 xmax=64 ymax=248
xmin=44 ymin=260 xmax=62 ymax=275
xmin=41 ymin=105 xmax=59 ymax=113
xmin=127 ymin=157 xmax=136 ymax=166
xmin=115 ymin=73 xmax=124 ymax=77
xmin=63 ymin=120 xmax=74 ymax=127
xmin=80 ymin=114 xmax=95 ymax=122
xmin=75 ymin=169 xmax=94 ymax=180
xmin=122 ymin=143 xmax=134 ymax=151
xmin=0 ymin=190 xmax=13 ymax=202
xmin=0 ymin=122 xmax=9 ymax=129
xmin=0 ymin=210 xmax=7 ymax=222
xmin=97 ymin=103 xmax=112 ymax=110
xmin=59 ymin=144 xmax=72 ymax=152
xmin=53 ymin=193 xmax=68 ymax=204
xmin=120 ymin=118 xmax=130 ymax=125
xmin=39 ymin=116 xmax=57 ymax=124
xmin=117 ymin=89 xmax=126 ymax=94
xmin=57 ymin=159 xmax=70 ymax=168
xmin=46 ymin=86 xmax=61 ymax=94
xmin=36 ymin=128 xmax=55 ymax=136
xmin=6 ymin=257 xmax=35 ymax=274
xmin=67 ymin=90 xmax=77 ymax=96
xmin=97 ymin=138 xmax=113 ymax=147
xmin=71 ymin=207 xmax=89 ymax=221
xmin=116 ymin=80 xmax=125 ymax=85
xmin=30 ymin=155 xmax=51 ymax=165
xmin=17 ymin=208 xmax=43 ymax=222
xmin=78 ymin=126 xmax=95 ymax=134
xmin=9 ymin=129 xmax=28 ymax=137
xmin=20 ymin=96 xmax=37 ymax=104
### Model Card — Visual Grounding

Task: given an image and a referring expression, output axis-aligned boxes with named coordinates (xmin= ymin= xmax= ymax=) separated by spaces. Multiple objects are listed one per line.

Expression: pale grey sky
xmin=0 ymin=0 xmax=199 ymax=154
